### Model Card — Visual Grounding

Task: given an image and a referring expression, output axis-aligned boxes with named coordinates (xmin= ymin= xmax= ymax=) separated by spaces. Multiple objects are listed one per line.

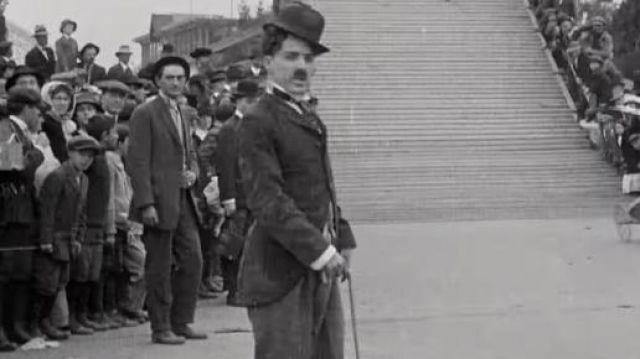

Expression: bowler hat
xmin=60 ymin=19 xmax=77 ymax=33
xmin=32 ymin=25 xmax=48 ymax=37
xmin=264 ymin=2 xmax=329 ymax=55
xmin=67 ymin=134 xmax=102 ymax=153
xmin=79 ymin=43 xmax=100 ymax=57
xmin=152 ymin=56 xmax=190 ymax=85
xmin=231 ymin=79 xmax=260 ymax=100
xmin=5 ymin=66 xmax=44 ymax=91
xmin=115 ymin=45 xmax=133 ymax=56
xmin=190 ymin=47 xmax=212 ymax=59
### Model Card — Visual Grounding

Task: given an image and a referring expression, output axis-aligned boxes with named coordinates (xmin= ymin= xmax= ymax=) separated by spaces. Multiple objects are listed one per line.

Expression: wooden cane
xmin=347 ymin=276 xmax=361 ymax=359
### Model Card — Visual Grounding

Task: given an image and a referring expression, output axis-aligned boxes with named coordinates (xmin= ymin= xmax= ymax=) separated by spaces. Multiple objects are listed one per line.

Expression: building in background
xmin=7 ymin=20 xmax=34 ymax=64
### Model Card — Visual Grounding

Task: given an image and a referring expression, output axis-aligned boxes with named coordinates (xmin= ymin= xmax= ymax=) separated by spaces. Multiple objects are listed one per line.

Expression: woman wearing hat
xmin=72 ymin=91 xmax=102 ymax=134
xmin=42 ymin=81 xmax=76 ymax=140
xmin=55 ymin=19 xmax=78 ymax=73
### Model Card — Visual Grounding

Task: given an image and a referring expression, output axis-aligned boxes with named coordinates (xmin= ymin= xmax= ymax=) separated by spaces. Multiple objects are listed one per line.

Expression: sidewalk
xmin=8 ymin=217 xmax=640 ymax=359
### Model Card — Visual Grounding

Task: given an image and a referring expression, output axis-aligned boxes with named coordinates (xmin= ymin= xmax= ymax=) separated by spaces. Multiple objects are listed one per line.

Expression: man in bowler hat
xmin=237 ymin=3 xmax=356 ymax=358
xmin=127 ymin=55 xmax=207 ymax=345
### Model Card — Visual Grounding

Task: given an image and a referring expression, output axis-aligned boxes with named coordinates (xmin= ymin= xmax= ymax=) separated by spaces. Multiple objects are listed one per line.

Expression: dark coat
xmin=41 ymin=112 xmax=69 ymax=163
xmin=106 ymin=63 xmax=134 ymax=82
xmin=127 ymin=95 xmax=201 ymax=231
xmin=236 ymin=93 xmax=356 ymax=306
xmin=55 ymin=36 xmax=79 ymax=73
xmin=39 ymin=161 xmax=88 ymax=262
xmin=84 ymin=153 xmax=111 ymax=243
xmin=25 ymin=46 xmax=56 ymax=80
xmin=216 ymin=114 xmax=246 ymax=208
xmin=79 ymin=63 xmax=107 ymax=84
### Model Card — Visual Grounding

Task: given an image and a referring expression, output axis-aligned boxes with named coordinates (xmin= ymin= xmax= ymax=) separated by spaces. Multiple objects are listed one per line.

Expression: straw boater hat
xmin=263 ymin=2 xmax=329 ymax=55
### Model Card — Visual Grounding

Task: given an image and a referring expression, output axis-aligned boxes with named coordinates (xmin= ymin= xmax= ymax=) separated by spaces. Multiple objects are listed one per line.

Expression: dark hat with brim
xmin=206 ymin=69 xmax=226 ymax=83
xmin=122 ymin=74 xmax=144 ymax=87
xmin=190 ymin=47 xmax=212 ymax=59
xmin=231 ymin=79 xmax=260 ymax=100
xmin=152 ymin=56 xmax=190 ymax=85
xmin=67 ymin=134 xmax=102 ymax=153
xmin=79 ymin=42 xmax=100 ymax=57
xmin=7 ymin=87 xmax=45 ymax=110
xmin=85 ymin=114 xmax=116 ymax=143
xmin=74 ymin=91 xmax=102 ymax=111
xmin=95 ymin=80 xmax=132 ymax=96
xmin=264 ymin=2 xmax=329 ymax=55
xmin=5 ymin=66 xmax=44 ymax=91
xmin=60 ymin=19 xmax=77 ymax=33
xmin=226 ymin=64 xmax=246 ymax=82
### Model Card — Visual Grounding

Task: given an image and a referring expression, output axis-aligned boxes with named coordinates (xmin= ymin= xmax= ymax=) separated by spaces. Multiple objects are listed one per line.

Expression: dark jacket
xmin=55 ymin=36 xmax=79 ymax=73
xmin=41 ymin=112 xmax=69 ymax=163
xmin=236 ymin=93 xmax=356 ymax=306
xmin=216 ymin=114 xmax=246 ymax=208
xmin=79 ymin=63 xmax=107 ymax=84
xmin=84 ymin=153 xmax=111 ymax=243
xmin=127 ymin=95 xmax=200 ymax=230
xmin=106 ymin=63 xmax=134 ymax=82
xmin=25 ymin=46 xmax=56 ymax=80
xmin=39 ymin=160 xmax=88 ymax=261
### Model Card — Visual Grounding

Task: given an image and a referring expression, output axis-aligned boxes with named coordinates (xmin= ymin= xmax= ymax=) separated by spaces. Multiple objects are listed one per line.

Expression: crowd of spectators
xmin=0 ymin=5 xmax=266 ymax=351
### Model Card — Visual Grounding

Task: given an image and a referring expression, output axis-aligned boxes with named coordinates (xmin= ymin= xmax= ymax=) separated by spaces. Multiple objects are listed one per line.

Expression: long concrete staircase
xmin=310 ymin=0 xmax=621 ymax=222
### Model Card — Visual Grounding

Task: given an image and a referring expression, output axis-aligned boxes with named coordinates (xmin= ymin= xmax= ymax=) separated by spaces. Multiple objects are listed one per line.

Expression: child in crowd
xmin=34 ymin=135 xmax=100 ymax=340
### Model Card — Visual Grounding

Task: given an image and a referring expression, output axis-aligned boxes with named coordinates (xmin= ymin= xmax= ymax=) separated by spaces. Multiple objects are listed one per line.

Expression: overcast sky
xmin=6 ymin=0 xmax=270 ymax=66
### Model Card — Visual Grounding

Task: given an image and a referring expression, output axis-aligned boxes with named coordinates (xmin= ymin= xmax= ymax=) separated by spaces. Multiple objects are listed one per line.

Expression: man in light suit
xmin=127 ymin=56 xmax=207 ymax=345
xmin=25 ymin=25 xmax=56 ymax=81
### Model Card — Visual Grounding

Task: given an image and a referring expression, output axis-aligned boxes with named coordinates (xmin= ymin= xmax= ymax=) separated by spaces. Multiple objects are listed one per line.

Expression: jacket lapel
xmin=269 ymin=95 xmax=324 ymax=137
xmin=153 ymin=97 xmax=182 ymax=147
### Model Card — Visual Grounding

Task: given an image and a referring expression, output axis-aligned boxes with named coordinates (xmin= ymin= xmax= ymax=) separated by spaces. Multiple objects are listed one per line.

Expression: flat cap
xmin=67 ymin=134 xmax=102 ymax=153
xmin=7 ymin=87 xmax=44 ymax=109
xmin=85 ymin=114 xmax=116 ymax=142
xmin=95 ymin=80 xmax=131 ymax=95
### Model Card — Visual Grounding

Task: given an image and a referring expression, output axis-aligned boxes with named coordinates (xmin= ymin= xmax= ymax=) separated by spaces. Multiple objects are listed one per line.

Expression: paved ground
xmin=7 ymin=217 xmax=640 ymax=359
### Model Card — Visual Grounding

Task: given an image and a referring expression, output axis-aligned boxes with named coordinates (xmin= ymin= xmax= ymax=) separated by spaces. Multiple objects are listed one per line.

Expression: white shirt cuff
xmin=310 ymin=245 xmax=336 ymax=271
xmin=222 ymin=198 xmax=236 ymax=206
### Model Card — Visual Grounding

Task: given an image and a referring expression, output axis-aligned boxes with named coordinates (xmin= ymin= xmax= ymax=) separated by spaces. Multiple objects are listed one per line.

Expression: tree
xmin=238 ymin=0 xmax=252 ymax=25
xmin=256 ymin=0 xmax=265 ymax=17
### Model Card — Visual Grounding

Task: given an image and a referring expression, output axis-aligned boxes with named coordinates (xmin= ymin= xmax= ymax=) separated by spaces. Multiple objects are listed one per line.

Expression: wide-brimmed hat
xmin=7 ymin=87 xmax=45 ymax=111
xmin=33 ymin=25 xmax=48 ymax=37
xmin=115 ymin=45 xmax=133 ymax=56
xmin=60 ymin=19 xmax=77 ymax=33
xmin=5 ymin=66 xmax=44 ymax=91
xmin=190 ymin=47 xmax=212 ymax=59
xmin=79 ymin=42 xmax=100 ymax=57
xmin=152 ymin=56 xmax=190 ymax=85
xmin=264 ymin=2 xmax=329 ymax=55
xmin=231 ymin=79 xmax=260 ymax=100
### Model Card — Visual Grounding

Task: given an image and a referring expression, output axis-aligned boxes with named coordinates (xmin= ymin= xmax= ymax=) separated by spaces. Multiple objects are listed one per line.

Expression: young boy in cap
xmin=34 ymin=134 xmax=100 ymax=340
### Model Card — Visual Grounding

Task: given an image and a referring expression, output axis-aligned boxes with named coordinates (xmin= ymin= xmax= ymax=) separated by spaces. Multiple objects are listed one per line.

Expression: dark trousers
xmin=143 ymin=191 xmax=202 ymax=333
xmin=247 ymin=272 xmax=345 ymax=359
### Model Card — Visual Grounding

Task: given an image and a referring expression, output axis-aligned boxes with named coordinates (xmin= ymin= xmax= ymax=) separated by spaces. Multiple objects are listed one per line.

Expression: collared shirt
xmin=251 ymin=66 xmax=261 ymax=77
xmin=234 ymin=109 xmax=244 ymax=119
xmin=119 ymin=62 xmax=131 ymax=72
xmin=158 ymin=91 xmax=187 ymax=170
xmin=37 ymin=45 xmax=50 ymax=60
